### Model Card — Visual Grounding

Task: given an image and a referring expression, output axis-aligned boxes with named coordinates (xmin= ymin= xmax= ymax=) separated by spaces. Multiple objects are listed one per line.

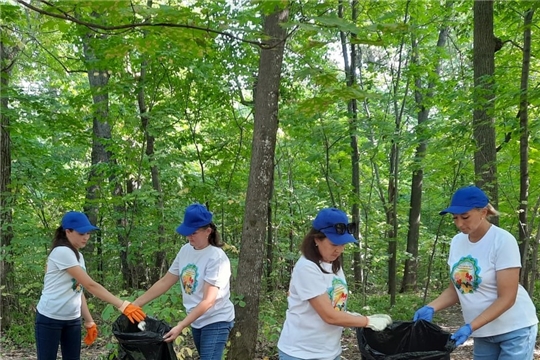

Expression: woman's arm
xmin=309 ymin=293 xmax=369 ymax=328
xmin=427 ymin=282 xmax=460 ymax=312
xmin=469 ymin=267 xmax=519 ymax=331
xmin=81 ymin=293 xmax=95 ymax=326
xmin=163 ymin=281 xmax=219 ymax=342
xmin=66 ymin=266 xmax=124 ymax=308
xmin=132 ymin=272 xmax=179 ymax=307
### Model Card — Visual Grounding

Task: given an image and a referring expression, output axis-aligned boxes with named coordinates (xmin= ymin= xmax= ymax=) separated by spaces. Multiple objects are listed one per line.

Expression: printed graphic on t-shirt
xmin=180 ymin=264 xmax=199 ymax=295
xmin=327 ymin=277 xmax=348 ymax=311
xmin=72 ymin=278 xmax=83 ymax=293
xmin=451 ymin=255 xmax=481 ymax=294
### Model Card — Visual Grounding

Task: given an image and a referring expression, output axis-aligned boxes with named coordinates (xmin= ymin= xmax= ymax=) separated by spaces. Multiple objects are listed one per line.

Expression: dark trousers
xmin=35 ymin=311 xmax=81 ymax=360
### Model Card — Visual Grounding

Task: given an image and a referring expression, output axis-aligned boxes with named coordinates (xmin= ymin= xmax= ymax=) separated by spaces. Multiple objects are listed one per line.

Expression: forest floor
xmin=2 ymin=306 xmax=539 ymax=359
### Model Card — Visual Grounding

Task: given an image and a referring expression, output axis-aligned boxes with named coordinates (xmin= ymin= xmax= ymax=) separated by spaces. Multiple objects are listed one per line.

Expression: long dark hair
xmin=300 ymin=228 xmax=341 ymax=274
xmin=201 ymin=222 xmax=224 ymax=247
xmin=51 ymin=226 xmax=80 ymax=261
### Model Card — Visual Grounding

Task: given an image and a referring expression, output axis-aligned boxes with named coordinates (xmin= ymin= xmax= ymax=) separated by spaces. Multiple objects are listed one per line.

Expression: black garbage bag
xmin=112 ymin=314 xmax=176 ymax=360
xmin=356 ymin=320 xmax=456 ymax=360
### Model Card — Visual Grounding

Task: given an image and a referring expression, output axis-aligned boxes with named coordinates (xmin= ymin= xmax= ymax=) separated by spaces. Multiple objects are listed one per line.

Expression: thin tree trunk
xmin=227 ymin=6 xmax=289 ymax=359
xmin=137 ymin=1 xmax=167 ymax=283
xmin=401 ymin=22 xmax=449 ymax=293
xmin=518 ymin=8 xmax=533 ymax=288
xmin=338 ymin=0 xmax=362 ymax=290
xmin=387 ymin=1 xmax=411 ymax=305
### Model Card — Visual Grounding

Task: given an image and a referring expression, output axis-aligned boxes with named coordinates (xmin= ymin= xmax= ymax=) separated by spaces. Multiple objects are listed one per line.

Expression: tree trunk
xmin=473 ymin=0 xmax=498 ymax=213
xmin=136 ymin=4 xmax=167 ymax=282
xmin=0 ymin=38 xmax=18 ymax=332
xmin=227 ymin=6 xmax=289 ymax=360
xmin=518 ymin=8 xmax=533 ymax=288
xmin=338 ymin=0 xmax=363 ymax=290
xmin=401 ymin=24 xmax=449 ymax=293
xmin=82 ymin=33 xmax=134 ymax=287
xmin=387 ymin=141 xmax=398 ymax=305
xmin=386 ymin=3 xmax=411 ymax=305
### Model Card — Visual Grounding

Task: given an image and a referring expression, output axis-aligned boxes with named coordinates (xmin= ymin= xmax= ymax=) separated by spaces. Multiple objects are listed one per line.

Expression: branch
xmin=16 ymin=0 xmax=283 ymax=49
xmin=495 ymin=131 xmax=511 ymax=152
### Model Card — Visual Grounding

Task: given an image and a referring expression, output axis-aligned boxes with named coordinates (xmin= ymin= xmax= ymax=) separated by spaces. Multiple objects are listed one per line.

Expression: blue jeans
xmin=35 ymin=311 xmax=82 ymax=360
xmin=473 ymin=324 xmax=538 ymax=360
xmin=278 ymin=349 xmax=341 ymax=360
xmin=191 ymin=321 xmax=234 ymax=360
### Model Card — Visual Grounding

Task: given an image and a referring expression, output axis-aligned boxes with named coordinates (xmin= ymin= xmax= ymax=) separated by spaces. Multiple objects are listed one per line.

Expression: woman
xmin=36 ymin=211 xmax=146 ymax=360
xmin=277 ymin=207 xmax=392 ymax=360
xmin=414 ymin=186 xmax=538 ymax=359
xmin=134 ymin=203 xmax=234 ymax=360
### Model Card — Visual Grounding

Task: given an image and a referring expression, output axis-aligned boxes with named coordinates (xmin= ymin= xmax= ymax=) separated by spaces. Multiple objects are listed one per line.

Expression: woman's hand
xmin=163 ymin=323 xmax=185 ymax=343
xmin=83 ymin=322 xmax=98 ymax=345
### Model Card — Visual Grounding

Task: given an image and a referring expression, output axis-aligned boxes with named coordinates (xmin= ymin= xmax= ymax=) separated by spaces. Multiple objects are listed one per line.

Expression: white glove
xmin=366 ymin=314 xmax=392 ymax=331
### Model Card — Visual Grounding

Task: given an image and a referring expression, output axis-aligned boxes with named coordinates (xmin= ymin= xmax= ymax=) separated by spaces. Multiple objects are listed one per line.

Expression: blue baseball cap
xmin=439 ymin=186 xmax=489 ymax=215
xmin=312 ymin=208 xmax=357 ymax=245
xmin=176 ymin=203 xmax=213 ymax=236
xmin=61 ymin=211 xmax=99 ymax=233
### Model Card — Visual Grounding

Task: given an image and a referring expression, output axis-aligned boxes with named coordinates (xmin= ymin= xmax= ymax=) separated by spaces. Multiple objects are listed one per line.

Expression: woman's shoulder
xmin=210 ymin=245 xmax=230 ymax=259
xmin=50 ymin=245 xmax=78 ymax=257
xmin=491 ymin=224 xmax=515 ymax=238
xmin=293 ymin=256 xmax=321 ymax=272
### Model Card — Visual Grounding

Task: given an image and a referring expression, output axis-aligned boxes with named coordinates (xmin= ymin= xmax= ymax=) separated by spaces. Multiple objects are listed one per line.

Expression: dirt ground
xmin=2 ymin=307 xmax=539 ymax=359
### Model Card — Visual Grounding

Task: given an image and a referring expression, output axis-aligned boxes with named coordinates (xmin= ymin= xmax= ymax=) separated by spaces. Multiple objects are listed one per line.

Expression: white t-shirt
xmin=277 ymin=256 xmax=349 ymax=360
xmin=168 ymin=243 xmax=234 ymax=329
xmin=37 ymin=246 xmax=85 ymax=320
xmin=448 ymin=225 xmax=538 ymax=337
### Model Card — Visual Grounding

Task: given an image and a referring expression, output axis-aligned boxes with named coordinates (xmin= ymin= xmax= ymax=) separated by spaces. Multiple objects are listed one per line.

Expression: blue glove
xmin=451 ymin=324 xmax=472 ymax=346
xmin=413 ymin=306 xmax=434 ymax=321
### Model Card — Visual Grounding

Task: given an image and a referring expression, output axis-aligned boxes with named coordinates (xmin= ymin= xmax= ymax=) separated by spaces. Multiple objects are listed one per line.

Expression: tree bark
xmin=227 ymin=5 xmax=289 ymax=359
xmin=473 ymin=0 xmax=498 ymax=213
xmin=0 ymin=37 xmax=18 ymax=332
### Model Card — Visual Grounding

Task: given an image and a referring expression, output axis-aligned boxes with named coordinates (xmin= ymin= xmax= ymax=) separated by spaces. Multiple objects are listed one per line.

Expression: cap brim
xmin=176 ymin=223 xmax=198 ymax=236
xmin=439 ymin=205 xmax=474 ymax=215
xmin=74 ymin=225 xmax=99 ymax=233
xmin=324 ymin=232 xmax=358 ymax=245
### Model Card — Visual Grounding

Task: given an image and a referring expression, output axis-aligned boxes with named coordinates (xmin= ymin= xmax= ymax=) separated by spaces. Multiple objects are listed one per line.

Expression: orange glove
xmin=83 ymin=322 xmax=98 ymax=346
xmin=118 ymin=301 xmax=146 ymax=323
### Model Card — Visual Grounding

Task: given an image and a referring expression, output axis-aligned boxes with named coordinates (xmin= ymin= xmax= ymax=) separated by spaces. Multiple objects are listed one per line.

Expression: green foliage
xmin=258 ymin=292 xmax=289 ymax=346
xmin=231 ymin=293 xmax=246 ymax=308
xmin=3 ymin=0 xmax=540 ymax=356
xmin=0 ymin=312 xmax=35 ymax=345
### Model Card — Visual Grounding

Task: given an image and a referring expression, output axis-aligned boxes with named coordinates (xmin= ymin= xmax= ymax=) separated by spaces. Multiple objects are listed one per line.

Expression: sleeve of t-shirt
xmin=49 ymin=247 xmax=81 ymax=270
xmin=292 ymin=260 xmax=327 ymax=301
xmin=493 ymin=229 xmax=522 ymax=271
xmin=168 ymin=249 xmax=183 ymax=276
xmin=204 ymin=250 xmax=231 ymax=289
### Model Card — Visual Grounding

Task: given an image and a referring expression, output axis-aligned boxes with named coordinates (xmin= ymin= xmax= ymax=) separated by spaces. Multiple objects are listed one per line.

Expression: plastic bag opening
xmin=112 ymin=314 xmax=177 ymax=360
